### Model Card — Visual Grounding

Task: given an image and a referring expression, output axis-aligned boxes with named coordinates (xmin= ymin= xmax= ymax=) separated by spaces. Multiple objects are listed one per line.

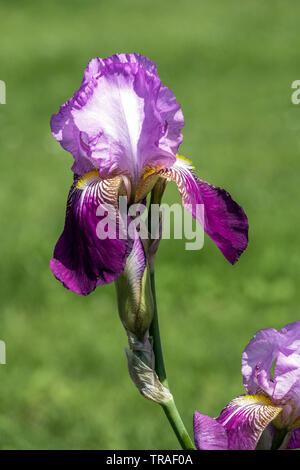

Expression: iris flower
xmin=50 ymin=53 xmax=248 ymax=296
xmin=193 ymin=321 xmax=300 ymax=450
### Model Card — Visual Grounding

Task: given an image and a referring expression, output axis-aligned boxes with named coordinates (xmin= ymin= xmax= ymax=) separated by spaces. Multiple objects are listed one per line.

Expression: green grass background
xmin=0 ymin=0 xmax=300 ymax=449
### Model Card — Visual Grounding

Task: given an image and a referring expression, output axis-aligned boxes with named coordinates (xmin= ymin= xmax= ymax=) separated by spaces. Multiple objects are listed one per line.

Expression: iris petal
xmin=217 ymin=395 xmax=282 ymax=450
xmin=193 ymin=412 xmax=228 ymax=450
xmin=50 ymin=173 xmax=128 ymax=295
xmin=50 ymin=54 xmax=184 ymax=184
xmin=193 ymin=395 xmax=282 ymax=450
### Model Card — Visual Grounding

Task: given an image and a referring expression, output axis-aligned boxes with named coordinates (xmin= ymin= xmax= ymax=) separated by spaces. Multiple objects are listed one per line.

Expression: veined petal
xmin=50 ymin=172 xmax=128 ymax=295
xmin=217 ymin=395 xmax=282 ymax=450
xmin=51 ymin=54 xmax=184 ymax=185
xmin=154 ymin=157 xmax=248 ymax=264
xmin=242 ymin=327 xmax=281 ymax=396
xmin=193 ymin=412 xmax=228 ymax=450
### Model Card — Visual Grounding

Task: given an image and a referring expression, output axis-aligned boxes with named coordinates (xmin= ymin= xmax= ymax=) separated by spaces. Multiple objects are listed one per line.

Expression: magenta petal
xmin=287 ymin=428 xmax=300 ymax=449
xmin=193 ymin=412 xmax=228 ymax=450
xmin=195 ymin=179 xmax=248 ymax=264
xmin=194 ymin=396 xmax=281 ymax=451
xmin=242 ymin=321 xmax=300 ymax=418
xmin=272 ymin=350 xmax=300 ymax=420
xmin=158 ymin=158 xmax=248 ymax=264
xmin=82 ymin=53 xmax=158 ymax=83
xmin=216 ymin=395 xmax=282 ymax=450
xmin=50 ymin=174 xmax=128 ymax=295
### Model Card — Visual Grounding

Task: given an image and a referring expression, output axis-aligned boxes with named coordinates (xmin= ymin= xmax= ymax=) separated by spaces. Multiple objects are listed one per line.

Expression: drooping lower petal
xmin=154 ymin=157 xmax=248 ymax=264
xmin=193 ymin=412 xmax=228 ymax=450
xmin=50 ymin=172 xmax=128 ymax=295
xmin=216 ymin=395 xmax=282 ymax=450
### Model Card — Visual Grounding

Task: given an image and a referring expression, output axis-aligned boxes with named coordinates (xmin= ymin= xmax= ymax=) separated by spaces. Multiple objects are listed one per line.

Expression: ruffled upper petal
xmin=194 ymin=395 xmax=281 ymax=451
xmin=50 ymin=172 xmax=128 ymax=295
xmin=242 ymin=321 xmax=300 ymax=425
xmin=154 ymin=157 xmax=248 ymax=264
xmin=51 ymin=54 xmax=184 ymax=185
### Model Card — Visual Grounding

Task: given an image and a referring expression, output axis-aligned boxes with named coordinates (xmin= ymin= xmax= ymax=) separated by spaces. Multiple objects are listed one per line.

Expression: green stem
xmin=149 ymin=270 xmax=195 ymax=450
xmin=149 ymin=271 xmax=167 ymax=387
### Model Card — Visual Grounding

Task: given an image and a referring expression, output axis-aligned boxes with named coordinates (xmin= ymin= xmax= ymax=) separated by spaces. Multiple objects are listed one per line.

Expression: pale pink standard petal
xmin=51 ymin=54 xmax=184 ymax=184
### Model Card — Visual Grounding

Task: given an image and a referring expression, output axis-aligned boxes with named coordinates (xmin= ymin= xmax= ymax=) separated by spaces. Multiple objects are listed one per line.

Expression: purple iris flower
xmin=50 ymin=53 xmax=248 ymax=296
xmin=193 ymin=321 xmax=300 ymax=450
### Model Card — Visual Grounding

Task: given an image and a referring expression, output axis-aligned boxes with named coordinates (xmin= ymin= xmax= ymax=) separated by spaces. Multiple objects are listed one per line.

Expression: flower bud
xmin=115 ymin=235 xmax=154 ymax=340
xmin=125 ymin=348 xmax=173 ymax=404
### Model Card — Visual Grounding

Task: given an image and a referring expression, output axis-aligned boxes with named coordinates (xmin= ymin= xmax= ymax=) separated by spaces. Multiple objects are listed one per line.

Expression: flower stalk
xmin=149 ymin=257 xmax=195 ymax=449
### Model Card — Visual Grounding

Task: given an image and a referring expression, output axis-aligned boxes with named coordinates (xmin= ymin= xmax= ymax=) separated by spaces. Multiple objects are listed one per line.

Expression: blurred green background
xmin=0 ymin=0 xmax=300 ymax=449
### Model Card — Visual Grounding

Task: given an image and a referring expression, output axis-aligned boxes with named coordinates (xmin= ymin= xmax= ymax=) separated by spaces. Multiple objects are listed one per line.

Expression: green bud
xmin=115 ymin=243 xmax=154 ymax=341
xmin=125 ymin=348 xmax=173 ymax=404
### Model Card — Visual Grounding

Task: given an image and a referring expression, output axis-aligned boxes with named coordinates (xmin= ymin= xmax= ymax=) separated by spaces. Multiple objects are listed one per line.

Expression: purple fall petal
xmin=50 ymin=173 xmax=128 ymax=295
xmin=157 ymin=157 xmax=248 ymax=264
xmin=193 ymin=412 xmax=228 ymax=450
xmin=242 ymin=327 xmax=281 ymax=396
xmin=194 ymin=178 xmax=248 ymax=264
xmin=216 ymin=395 xmax=282 ymax=450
